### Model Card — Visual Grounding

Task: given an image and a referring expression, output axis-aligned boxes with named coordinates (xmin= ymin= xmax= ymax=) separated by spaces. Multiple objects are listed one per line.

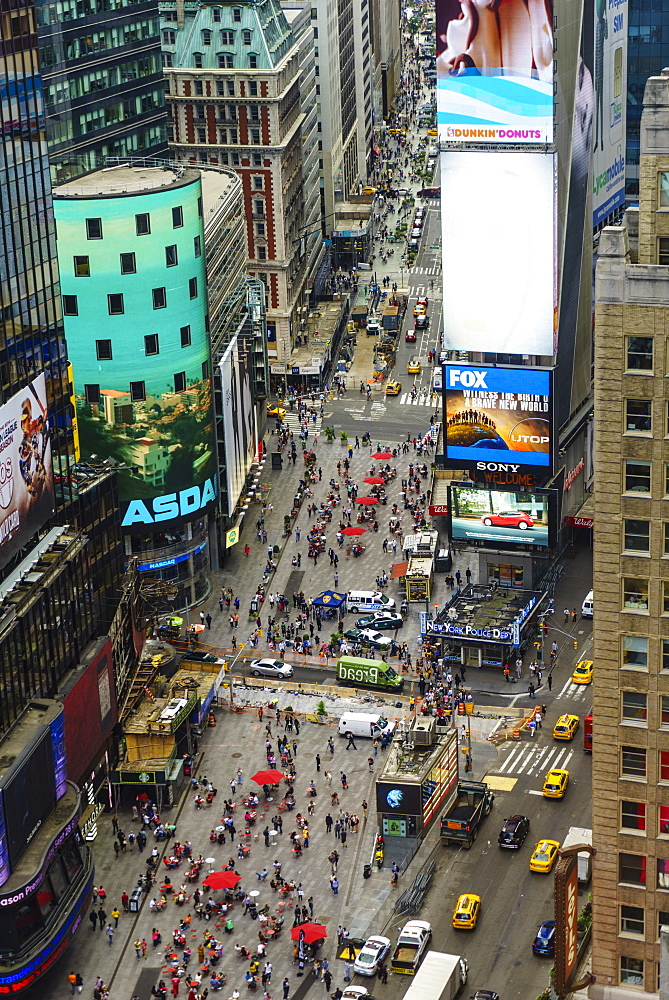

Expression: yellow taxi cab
xmin=529 ymin=840 xmax=561 ymax=873
xmin=387 ymin=128 xmax=407 ymax=136
xmin=542 ymin=768 xmax=570 ymax=799
xmin=451 ymin=894 xmax=481 ymax=930
xmin=407 ymin=358 xmax=421 ymax=375
xmin=427 ymin=128 xmax=438 ymax=136
xmin=361 ymin=186 xmax=376 ymax=195
xmin=385 ymin=380 xmax=402 ymax=396
xmin=413 ymin=303 xmax=427 ymax=317
xmin=572 ymin=659 xmax=593 ymax=684
xmin=552 ymin=714 xmax=579 ymax=741
xmin=266 ymin=404 xmax=287 ymax=419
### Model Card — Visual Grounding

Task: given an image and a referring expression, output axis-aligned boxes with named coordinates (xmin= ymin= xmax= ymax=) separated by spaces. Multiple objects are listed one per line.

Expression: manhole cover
xmin=232 ymin=752 xmax=243 ymax=758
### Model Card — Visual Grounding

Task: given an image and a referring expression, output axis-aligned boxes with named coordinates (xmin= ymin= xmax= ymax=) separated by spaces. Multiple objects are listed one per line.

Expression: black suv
xmin=498 ymin=814 xmax=530 ymax=849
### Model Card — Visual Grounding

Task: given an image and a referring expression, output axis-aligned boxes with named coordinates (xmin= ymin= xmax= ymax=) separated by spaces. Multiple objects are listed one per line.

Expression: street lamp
xmin=226 ymin=643 xmax=246 ymax=708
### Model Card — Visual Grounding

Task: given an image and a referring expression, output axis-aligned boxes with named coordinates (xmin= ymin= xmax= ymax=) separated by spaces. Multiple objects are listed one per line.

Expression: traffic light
xmin=573 ymin=641 xmax=578 ymax=650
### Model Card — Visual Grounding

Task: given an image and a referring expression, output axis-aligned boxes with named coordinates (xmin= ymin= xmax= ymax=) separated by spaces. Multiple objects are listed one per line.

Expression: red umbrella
xmin=372 ymin=451 xmax=393 ymax=459
xmin=363 ymin=476 xmax=386 ymax=485
xmin=341 ymin=526 xmax=366 ymax=536
xmin=250 ymin=769 xmax=285 ymax=785
xmin=355 ymin=496 xmax=379 ymax=505
xmin=203 ymin=871 xmax=241 ymax=890
xmin=290 ymin=922 xmax=328 ymax=944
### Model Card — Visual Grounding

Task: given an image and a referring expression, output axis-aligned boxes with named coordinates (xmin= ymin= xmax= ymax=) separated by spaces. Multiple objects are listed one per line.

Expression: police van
xmin=346 ymin=591 xmax=397 ymax=614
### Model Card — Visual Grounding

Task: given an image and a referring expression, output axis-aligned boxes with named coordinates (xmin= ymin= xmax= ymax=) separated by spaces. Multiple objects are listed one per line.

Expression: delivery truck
xmin=401 ymin=952 xmax=468 ymax=1000
xmin=382 ymin=305 xmax=400 ymax=333
xmin=440 ymin=780 xmax=495 ymax=848
xmin=561 ymin=826 xmax=593 ymax=883
xmin=336 ymin=655 xmax=404 ymax=692
xmin=391 ymin=920 xmax=432 ymax=975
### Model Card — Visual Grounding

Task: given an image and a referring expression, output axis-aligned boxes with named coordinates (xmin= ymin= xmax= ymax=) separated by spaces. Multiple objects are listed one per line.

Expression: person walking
xmin=528 ymin=682 xmax=536 ymax=699
xmin=282 ymin=978 xmax=290 ymax=1000
xmin=325 ymin=814 xmax=333 ymax=833
xmin=323 ymin=971 xmax=332 ymax=992
xmin=106 ymin=924 xmax=115 ymax=947
xmin=330 ymin=875 xmax=339 ymax=895
xmin=327 ymin=737 xmax=335 ymax=755
xmin=68 ymin=972 xmax=77 ymax=994
xmin=340 ymin=771 xmax=348 ymax=789
xmin=345 ymin=733 xmax=357 ymax=750
xmin=111 ymin=906 xmax=120 ymax=927
xmin=134 ymin=940 xmax=142 ymax=959
xmin=89 ymin=910 xmax=97 ymax=932
xmin=367 ymin=756 xmax=374 ymax=772
xmin=547 ymin=672 xmax=553 ymax=692
xmin=98 ymin=907 xmax=107 ymax=929
xmin=362 ymin=799 xmax=368 ymax=819
xmin=315 ymin=753 xmax=321 ymax=772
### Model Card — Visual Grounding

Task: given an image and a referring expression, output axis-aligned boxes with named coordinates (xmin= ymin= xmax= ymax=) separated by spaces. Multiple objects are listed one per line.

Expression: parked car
xmin=343 ymin=628 xmax=391 ymax=649
xmin=355 ymin=612 xmax=404 ymax=630
xmin=353 ymin=935 xmax=391 ymax=976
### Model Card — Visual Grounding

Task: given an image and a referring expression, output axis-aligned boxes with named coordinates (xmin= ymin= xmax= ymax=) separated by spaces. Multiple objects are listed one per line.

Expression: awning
xmin=391 ymin=561 xmax=409 ymax=579
xmin=563 ymin=493 xmax=594 ymax=529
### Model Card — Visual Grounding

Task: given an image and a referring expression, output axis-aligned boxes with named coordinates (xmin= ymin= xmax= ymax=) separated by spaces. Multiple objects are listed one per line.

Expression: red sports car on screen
xmin=480 ymin=510 xmax=534 ymax=530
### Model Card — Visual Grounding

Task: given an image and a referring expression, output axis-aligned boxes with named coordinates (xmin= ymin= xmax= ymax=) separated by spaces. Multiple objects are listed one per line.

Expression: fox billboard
xmin=436 ymin=0 xmax=554 ymax=144
xmin=444 ymin=364 xmax=552 ymax=477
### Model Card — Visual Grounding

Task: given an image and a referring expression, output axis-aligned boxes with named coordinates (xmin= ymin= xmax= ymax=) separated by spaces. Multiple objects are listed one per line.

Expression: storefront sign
xmin=564 ymin=515 xmax=593 ymax=529
xmin=428 ymin=504 xmax=448 ymax=515
xmin=563 ymin=459 xmax=585 ymax=491
xmin=429 ymin=621 xmax=513 ymax=643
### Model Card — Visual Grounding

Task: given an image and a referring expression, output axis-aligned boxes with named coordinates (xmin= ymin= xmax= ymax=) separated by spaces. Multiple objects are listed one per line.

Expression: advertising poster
xmin=441 ymin=152 xmax=555 ymax=355
xmin=436 ymin=0 xmax=554 ymax=144
xmin=449 ymin=483 xmax=553 ymax=547
xmin=0 ymin=375 xmax=55 ymax=571
xmin=219 ymin=336 xmax=259 ymax=518
xmin=592 ymin=0 xmax=627 ymax=225
xmin=444 ymin=364 xmax=552 ymax=474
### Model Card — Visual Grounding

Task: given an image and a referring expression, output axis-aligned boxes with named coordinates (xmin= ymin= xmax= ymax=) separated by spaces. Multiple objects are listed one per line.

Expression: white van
xmin=346 ymin=591 xmax=396 ymax=614
xmin=581 ymin=590 xmax=593 ymax=618
xmin=338 ymin=712 xmax=395 ymax=740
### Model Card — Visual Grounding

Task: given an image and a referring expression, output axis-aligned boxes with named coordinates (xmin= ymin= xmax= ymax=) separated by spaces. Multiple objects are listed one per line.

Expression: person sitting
xmin=256 ymin=868 xmax=268 ymax=881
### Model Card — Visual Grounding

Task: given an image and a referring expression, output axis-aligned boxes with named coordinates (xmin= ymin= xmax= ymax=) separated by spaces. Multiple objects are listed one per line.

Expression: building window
xmin=620 ymin=905 xmax=645 ymax=936
xmin=659 ymin=913 xmax=669 ymax=939
xmin=63 ymin=295 xmax=78 ymax=316
xmin=74 ymin=255 xmax=90 ymax=277
xmin=174 ymin=371 xmax=187 ymax=392
xmin=227 ymin=80 xmax=235 ymax=95
xmin=180 ymin=325 xmax=191 ymax=347
xmin=189 ymin=277 xmax=198 ymax=298
xmin=120 ymin=252 xmax=136 ymax=274
xmin=249 ymin=80 xmax=258 ymax=96
xmin=130 ymin=381 xmax=145 ymax=402
xmin=232 ymin=6 xmax=241 ymax=20
xmin=258 ymin=246 xmax=267 ymax=261
xmin=252 ymin=152 xmax=262 ymax=166
xmin=242 ymin=29 xmax=252 ymax=44
xmin=256 ymin=222 xmax=265 ymax=236
xmin=625 ymin=399 xmax=652 ymax=433
xmin=216 ymin=81 xmax=225 ymax=96
xmin=621 ymin=691 xmax=648 ymax=725
xmin=661 ymin=750 xmax=669 ymax=782
xmin=194 ymin=235 xmax=202 ymax=257
xmin=197 ymin=127 xmax=206 ymax=143
xmin=144 ymin=334 xmax=159 ymax=356
xmin=96 ymin=340 xmax=113 ymax=361
xmin=165 ymin=245 xmax=178 ymax=267
xmin=253 ymin=175 xmax=263 ymax=190
xmin=172 ymin=206 xmax=183 ymax=228
xmin=622 ymin=635 xmax=648 ymax=669
xmin=136 ymin=213 xmax=151 ymax=236
xmin=251 ymin=128 xmax=261 ymax=143
xmin=623 ymin=578 xmax=649 ymax=611
xmin=660 ymin=172 xmax=669 ymax=208
xmin=85 ymin=384 xmax=100 ymax=404
xmin=249 ymin=53 xmax=258 ymax=68
xmin=108 ymin=293 xmax=124 ymax=315
xmin=625 ymin=460 xmax=651 ymax=493
xmin=162 ymin=53 xmax=173 ymax=68
xmin=619 ymin=853 xmax=647 ymax=886
xmin=661 ymin=806 xmax=669 ymax=835
xmin=152 ymin=287 xmax=166 ymax=309
xmin=621 ymin=745 xmax=647 ymax=778
xmin=659 ymin=238 xmax=669 ymax=266
xmin=254 ymin=199 xmax=264 ymax=216
xmin=202 ymin=28 xmax=211 ymax=44
xmin=663 ymin=640 xmax=669 ymax=672
xmin=194 ymin=80 xmax=204 ymax=96
xmin=202 ymin=360 xmax=209 ymax=380
xmin=659 ymin=858 xmax=669 ymax=889
xmin=621 ymin=801 xmax=646 ymax=832
xmin=620 ymin=957 xmax=644 ymax=988
xmin=228 ymin=128 xmax=238 ymax=143
xmin=194 ymin=53 xmax=203 ymax=68
xmin=212 ymin=6 xmax=221 ymax=20
xmin=626 ymin=336 xmax=653 ymax=371
xmin=162 ymin=29 xmax=175 ymax=44
xmin=86 ymin=217 xmax=102 ymax=239
xmin=624 ymin=519 xmax=650 ymax=552
xmin=218 ymin=54 xmax=234 ymax=68
xmin=664 ymin=582 xmax=669 ymax=614
xmin=221 ymin=30 xmax=234 ymax=44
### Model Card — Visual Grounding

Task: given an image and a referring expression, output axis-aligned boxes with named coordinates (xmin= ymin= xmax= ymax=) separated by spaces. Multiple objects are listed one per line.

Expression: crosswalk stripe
xmin=492 ymin=744 xmax=575 ymax=778
xmin=399 ymin=392 xmax=433 ymax=406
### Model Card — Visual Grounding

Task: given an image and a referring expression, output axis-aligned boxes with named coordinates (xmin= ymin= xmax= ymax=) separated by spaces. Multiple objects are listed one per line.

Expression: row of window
xmin=84 ymin=369 xmax=206 ymax=403
xmin=620 ymin=852 xmax=669 ymax=890
xmin=163 ymin=5 xmax=245 ymax=22
xmin=182 ymin=80 xmax=260 ymax=98
xmin=44 ymin=55 xmax=160 ymax=106
xmin=618 ymin=576 xmax=669 ymax=613
xmin=623 ymin=459 xmax=669 ymax=494
xmin=40 ymin=18 xmax=159 ymax=65
xmin=163 ymin=51 xmax=259 ymax=68
xmin=83 ymin=207 xmax=190 ymax=240
xmin=620 ymin=744 xmax=669 ymax=779
xmin=622 ymin=634 xmax=669 ymax=670
xmin=620 ymin=901 xmax=669 ymax=939
xmin=64 ymin=279 xmax=198 ymax=315
xmin=202 ymin=127 xmax=263 ymax=144
xmin=72 ymin=240 xmax=200 ymax=278
xmin=616 ymin=690 xmax=669 ymax=725
xmin=622 ymin=798 xmax=669 ymax=836
xmin=95 ymin=326 xmax=192 ymax=359
xmin=164 ymin=28 xmax=254 ymax=45
xmin=190 ymin=104 xmax=260 ymax=123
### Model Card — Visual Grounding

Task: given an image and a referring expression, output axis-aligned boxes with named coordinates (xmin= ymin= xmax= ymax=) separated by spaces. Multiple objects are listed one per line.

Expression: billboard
xmin=436 ymin=0 xmax=554 ymax=144
xmin=441 ymin=152 xmax=555 ymax=356
xmin=554 ymin=853 xmax=579 ymax=994
xmin=59 ymin=638 xmax=117 ymax=787
xmin=376 ymin=782 xmax=423 ymax=816
xmin=444 ymin=364 xmax=552 ymax=476
xmin=2 ymin=727 xmax=57 ymax=869
xmin=0 ymin=375 xmax=55 ymax=572
xmin=449 ymin=483 xmax=556 ymax=547
xmin=218 ymin=336 xmax=259 ymax=518
xmin=592 ymin=0 xmax=627 ymax=226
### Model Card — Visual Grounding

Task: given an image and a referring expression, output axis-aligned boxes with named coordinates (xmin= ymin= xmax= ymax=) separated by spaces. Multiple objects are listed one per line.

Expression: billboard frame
xmin=447 ymin=482 xmax=559 ymax=550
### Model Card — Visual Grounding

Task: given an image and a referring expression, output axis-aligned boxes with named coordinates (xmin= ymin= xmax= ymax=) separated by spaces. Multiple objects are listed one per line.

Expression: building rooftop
xmin=199 ymin=168 xmax=241 ymax=225
xmin=54 ymin=164 xmax=200 ymax=199
xmin=429 ymin=585 xmax=544 ymax=640
xmin=381 ymin=728 xmax=456 ymax=782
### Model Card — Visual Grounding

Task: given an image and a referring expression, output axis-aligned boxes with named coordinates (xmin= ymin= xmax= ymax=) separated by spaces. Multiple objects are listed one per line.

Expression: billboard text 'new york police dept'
xmin=441 ymin=152 xmax=556 ymax=357
xmin=444 ymin=364 xmax=552 ymax=476
xmin=436 ymin=0 xmax=554 ymax=144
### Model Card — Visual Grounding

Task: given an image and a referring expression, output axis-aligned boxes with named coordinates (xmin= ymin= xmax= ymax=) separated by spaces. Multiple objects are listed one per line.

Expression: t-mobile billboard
xmin=592 ymin=0 xmax=627 ymax=226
